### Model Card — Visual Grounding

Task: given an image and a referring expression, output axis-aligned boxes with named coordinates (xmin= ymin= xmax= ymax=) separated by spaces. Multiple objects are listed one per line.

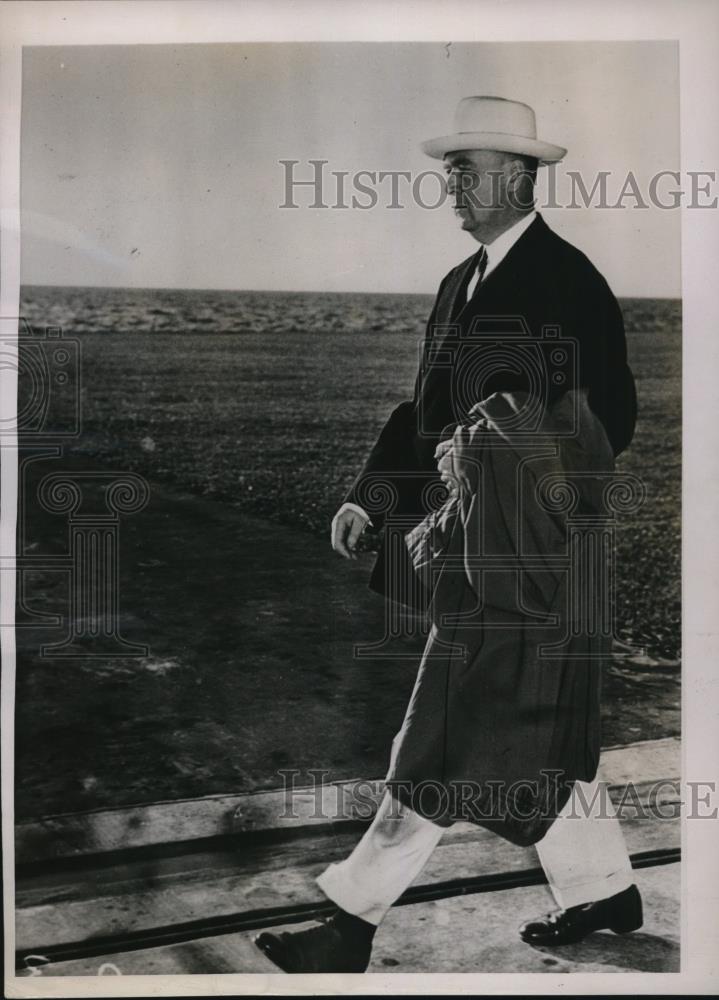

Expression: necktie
xmin=465 ymin=245 xmax=489 ymax=302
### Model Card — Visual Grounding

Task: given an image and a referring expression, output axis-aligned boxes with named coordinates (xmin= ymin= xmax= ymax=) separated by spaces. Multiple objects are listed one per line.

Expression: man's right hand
xmin=331 ymin=503 xmax=371 ymax=560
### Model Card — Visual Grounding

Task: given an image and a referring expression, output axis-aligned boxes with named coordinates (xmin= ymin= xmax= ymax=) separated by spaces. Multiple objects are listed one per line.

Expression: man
xmin=256 ymin=96 xmax=640 ymax=973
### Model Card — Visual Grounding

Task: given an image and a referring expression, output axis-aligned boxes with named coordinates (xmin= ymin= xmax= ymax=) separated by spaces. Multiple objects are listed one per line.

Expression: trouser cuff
xmin=316 ymin=862 xmax=388 ymax=927
xmin=550 ymin=866 xmax=634 ymax=910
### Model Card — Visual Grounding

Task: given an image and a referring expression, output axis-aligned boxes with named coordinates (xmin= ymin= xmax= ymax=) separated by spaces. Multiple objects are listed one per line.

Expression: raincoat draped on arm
xmin=385 ymin=388 xmax=616 ymax=846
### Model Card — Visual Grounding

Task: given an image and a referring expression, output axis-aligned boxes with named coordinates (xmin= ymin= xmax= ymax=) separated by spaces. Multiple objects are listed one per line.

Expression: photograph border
xmin=1 ymin=1 xmax=718 ymax=995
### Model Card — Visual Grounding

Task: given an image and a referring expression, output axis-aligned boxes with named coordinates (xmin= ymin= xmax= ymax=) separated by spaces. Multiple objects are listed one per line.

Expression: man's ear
xmin=505 ymin=158 xmax=524 ymax=193
xmin=506 ymin=158 xmax=535 ymax=210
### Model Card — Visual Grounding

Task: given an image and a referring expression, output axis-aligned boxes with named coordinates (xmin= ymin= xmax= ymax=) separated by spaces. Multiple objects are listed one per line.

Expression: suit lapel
xmin=419 ymin=255 xmax=476 ymax=372
xmin=423 ymin=215 xmax=552 ymax=393
xmin=452 ymin=214 xmax=548 ymax=331
xmin=424 ymin=215 xmax=553 ymax=385
xmin=449 ymin=252 xmax=481 ymax=322
xmin=429 ymin=254 xmax=476 ymax=328
xmin=432 ymin=215 xmax=549 ymax=344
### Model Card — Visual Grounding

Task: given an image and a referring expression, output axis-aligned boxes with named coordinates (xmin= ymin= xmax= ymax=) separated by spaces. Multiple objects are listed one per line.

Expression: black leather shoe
xmin=519 ymin=884 xmax=643 ymax=946
xmin=255 ymin=917 xmax=372 ymax=973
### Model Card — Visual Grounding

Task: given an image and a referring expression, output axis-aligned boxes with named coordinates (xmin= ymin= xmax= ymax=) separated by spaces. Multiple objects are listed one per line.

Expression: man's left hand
xmin=435 ymin=437 xmax=458 ymax=492
xmin=435 ymin=415 xmax=490 ymax=491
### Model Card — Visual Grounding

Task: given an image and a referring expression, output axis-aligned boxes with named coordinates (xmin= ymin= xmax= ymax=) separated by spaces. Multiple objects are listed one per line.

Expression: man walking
xmin=256 ymin=96 xmax=640 ymax=973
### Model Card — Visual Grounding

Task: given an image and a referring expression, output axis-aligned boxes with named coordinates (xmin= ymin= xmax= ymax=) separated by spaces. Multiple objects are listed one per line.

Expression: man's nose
xmin=446 ymin=172 xmax=459 ymax=196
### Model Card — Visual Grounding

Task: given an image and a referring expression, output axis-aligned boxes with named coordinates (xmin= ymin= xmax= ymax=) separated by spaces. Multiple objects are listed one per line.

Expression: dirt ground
xmin=15 ymin=454 xmax=680 ymax=819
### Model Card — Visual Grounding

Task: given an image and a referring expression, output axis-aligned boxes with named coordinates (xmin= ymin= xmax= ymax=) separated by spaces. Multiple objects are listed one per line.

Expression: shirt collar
xmin=482 ymin=210 xmax=537 ymax=277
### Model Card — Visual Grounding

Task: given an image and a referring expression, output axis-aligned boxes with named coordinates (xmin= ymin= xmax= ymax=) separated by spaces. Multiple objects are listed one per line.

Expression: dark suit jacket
xmin=344 ymin=213 xmax=637 ymax=606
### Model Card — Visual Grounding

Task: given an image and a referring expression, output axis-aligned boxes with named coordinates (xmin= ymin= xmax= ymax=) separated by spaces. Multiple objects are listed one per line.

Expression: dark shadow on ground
xmin=533 ymin=929 xmax=679 ymax=972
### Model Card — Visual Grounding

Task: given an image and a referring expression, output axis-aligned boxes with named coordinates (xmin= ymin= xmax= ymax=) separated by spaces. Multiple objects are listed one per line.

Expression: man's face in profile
xmin=443 ymin=148 xmax=511 ymax=234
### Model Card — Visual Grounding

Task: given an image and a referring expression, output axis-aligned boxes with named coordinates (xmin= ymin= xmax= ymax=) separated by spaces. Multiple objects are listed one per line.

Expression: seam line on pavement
xmin=15 ymin=847 xmax=680 ymax=971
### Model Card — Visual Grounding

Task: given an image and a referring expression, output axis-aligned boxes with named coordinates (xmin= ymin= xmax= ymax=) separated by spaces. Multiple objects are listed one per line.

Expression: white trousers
xmin=316 ymin=778 xmax=634 ymax=926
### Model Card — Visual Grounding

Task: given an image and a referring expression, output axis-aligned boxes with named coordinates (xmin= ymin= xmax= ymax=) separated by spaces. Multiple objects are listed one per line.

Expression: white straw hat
xmin=421 ymin=96 xmax=566 ymax=164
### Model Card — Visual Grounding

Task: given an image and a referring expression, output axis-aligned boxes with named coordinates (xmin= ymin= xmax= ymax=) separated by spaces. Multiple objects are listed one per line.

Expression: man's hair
xmin=515 ymin=154 xmax=539 ymax=183
xmin=506 ymin=153 xmax=538 ymax=209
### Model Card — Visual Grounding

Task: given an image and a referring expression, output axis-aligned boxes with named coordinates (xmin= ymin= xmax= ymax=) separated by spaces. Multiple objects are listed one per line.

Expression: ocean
xmin=19 ymin=285 xmax=681 ymax=339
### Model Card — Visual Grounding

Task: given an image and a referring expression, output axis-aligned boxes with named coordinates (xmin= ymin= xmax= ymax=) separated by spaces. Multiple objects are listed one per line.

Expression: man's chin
xmin=456 ymin=213 xmax=477 ymax=231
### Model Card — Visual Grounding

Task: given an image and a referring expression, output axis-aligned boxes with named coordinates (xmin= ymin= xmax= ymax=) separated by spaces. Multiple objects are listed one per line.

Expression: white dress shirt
xmin=342 ymin=211 xmax=537 ymax=526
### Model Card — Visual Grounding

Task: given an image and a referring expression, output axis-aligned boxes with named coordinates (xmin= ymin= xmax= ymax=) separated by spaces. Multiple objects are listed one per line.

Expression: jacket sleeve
xmin=596 ymin=290 xmax=637 ymax=457
xmin=541 ymin=270 xmax=637 ymax=459
xmin=342 ymin=275 xmax=451 ymax=524
xmin=579 ymin=280 xmax=638 ymax=458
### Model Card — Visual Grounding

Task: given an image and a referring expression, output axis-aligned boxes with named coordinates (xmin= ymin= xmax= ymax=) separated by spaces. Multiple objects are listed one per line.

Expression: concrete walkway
xmin=27 ymin=864 xmax=678 ymax=977
xmin=14 ymin=738 xmax=680 ymax=978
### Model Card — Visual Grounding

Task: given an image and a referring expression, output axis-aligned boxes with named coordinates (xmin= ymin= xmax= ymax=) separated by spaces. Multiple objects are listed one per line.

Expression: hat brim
xmin=421 ymin=131 xmax=566 ymax=164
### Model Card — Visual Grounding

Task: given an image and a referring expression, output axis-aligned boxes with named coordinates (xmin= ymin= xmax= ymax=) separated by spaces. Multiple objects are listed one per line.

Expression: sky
xmin=20 ymin=40 xmax=681 ymax=297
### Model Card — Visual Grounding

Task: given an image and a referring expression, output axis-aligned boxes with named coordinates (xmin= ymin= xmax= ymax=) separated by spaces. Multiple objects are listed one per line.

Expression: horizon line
xmin=19 ymin=282 xmax=682 ymax=301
